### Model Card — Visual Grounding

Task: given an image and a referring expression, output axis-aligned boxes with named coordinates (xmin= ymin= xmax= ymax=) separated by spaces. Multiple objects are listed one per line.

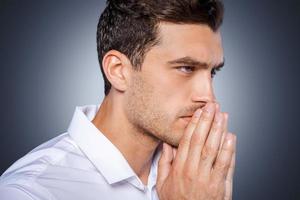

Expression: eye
xmin=176 ymin=66 xmax=195 ymax=74
xmin=211 ymin=67 xmax=222 ymax=78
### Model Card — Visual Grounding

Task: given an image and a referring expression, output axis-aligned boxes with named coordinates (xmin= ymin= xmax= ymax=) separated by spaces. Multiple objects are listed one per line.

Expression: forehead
xmin=153 ymin=22 xmax=224 ymax=65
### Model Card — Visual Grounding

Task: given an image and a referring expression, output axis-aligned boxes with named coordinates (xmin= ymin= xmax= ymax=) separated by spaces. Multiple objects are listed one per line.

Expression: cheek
xmin=150 ymin=72 xmax=184 ymax=98
xmin=150 ymin=87 xmax=186 ymax=125
xmin=149 ymin=74 xmax=191 ymax=114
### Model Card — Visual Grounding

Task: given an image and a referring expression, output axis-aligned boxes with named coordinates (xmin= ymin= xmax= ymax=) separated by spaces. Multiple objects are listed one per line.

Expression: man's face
xmin=124 ymin=23 xmax=224 ymax=147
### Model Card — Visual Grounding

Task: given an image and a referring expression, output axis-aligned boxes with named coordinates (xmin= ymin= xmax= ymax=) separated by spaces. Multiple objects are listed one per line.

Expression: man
xmin=0 ymin=0 xmax=236 ymax=199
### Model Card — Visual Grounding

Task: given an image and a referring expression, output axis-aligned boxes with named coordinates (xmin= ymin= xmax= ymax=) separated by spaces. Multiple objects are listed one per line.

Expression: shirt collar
xmin=67 ymin=105 xmax=161 ymax=187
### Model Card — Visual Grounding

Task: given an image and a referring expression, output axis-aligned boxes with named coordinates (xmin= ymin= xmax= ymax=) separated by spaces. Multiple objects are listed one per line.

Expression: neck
xmin=91 ymin=95 xmax=160 ymax=185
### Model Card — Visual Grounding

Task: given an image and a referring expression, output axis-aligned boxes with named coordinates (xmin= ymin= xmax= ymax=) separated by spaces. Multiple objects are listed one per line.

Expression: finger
xmin=224 ymin=151 xmax=236 ymax=200
xmin=217 ymin=112 xmax=228 ymax=159
xmin=198 ymin=111 xmax=224 ymax=175
xmin=225 ymin=135 xmax=236 ymax=184
xmin=172 ymin=148 xmax=177 ymax=159
xmin=226 ymin=149 xmax=236 ymax=182
xmin=224 ymin=135 xmax=236 ymax=200
xmin=215 ymin=102 xmax=220 ymax=113
xmin=184 ymin=102 xmax=216 ymax=174
xmin=157 ymin=142 xmax=174 ymax=188
xmin=211 ymin=133 xmax=236 ymax=185
xmin=172 ymin=108 xmax=202 ymax=170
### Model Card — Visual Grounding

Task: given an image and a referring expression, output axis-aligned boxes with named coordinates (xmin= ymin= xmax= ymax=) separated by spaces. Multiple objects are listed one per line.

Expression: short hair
xmin=97 ymin=0 xmax=224 ymax=96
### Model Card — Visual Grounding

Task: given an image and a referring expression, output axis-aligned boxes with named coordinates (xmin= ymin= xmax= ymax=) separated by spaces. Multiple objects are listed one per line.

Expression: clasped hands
xmin=157 ymin=103 xmax=236 ymax=200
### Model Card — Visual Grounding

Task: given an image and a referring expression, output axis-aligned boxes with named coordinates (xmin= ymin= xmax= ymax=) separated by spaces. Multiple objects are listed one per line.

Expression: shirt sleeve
xmin=0 ymin=186 xmax=34 ymax=200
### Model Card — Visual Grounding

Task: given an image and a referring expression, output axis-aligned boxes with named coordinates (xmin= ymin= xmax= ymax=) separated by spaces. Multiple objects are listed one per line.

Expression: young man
xmin=0 ymin=0 xmax=236 ymax=199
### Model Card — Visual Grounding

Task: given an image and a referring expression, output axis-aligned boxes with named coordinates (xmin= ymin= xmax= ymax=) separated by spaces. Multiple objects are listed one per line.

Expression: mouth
xmin=180 ymin=116 xmax=193 ymax=123
xmin=179 ymin=108 xmax=203 ymax=125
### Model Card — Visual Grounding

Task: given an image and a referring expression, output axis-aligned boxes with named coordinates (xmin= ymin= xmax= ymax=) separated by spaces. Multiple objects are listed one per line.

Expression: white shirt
xmin=0 ymin=105 xmax=162 ymax=200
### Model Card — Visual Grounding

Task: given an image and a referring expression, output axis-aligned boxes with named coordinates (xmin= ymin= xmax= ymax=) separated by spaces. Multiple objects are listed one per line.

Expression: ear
xmin=101 ymin=50 xmax=132 ymax=93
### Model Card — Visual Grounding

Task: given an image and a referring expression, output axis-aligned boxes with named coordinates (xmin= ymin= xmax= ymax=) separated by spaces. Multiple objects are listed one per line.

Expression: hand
xmin=156 ymin=103 xmax=236 ymax=200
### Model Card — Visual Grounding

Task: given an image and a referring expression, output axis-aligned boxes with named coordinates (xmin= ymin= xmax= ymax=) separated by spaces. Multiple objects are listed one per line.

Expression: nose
xmin=190 ymin=75 xmax=216 ymax=104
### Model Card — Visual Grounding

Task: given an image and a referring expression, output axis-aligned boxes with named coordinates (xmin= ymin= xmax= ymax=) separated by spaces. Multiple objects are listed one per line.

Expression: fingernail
xmin=205 ymin=103 xmax=215 ymax=113
xmin=225 ymin=133 xmax=234 ymax=147
xmin=194 ymin=109 xmax=202 ymax=118
xmin=224 ymin=112 xmax=229 ymax=120
xmin=215 ymin=112 xmax=223 ymax=123
xmin=215 ymin=103 xmax=220 ymax=112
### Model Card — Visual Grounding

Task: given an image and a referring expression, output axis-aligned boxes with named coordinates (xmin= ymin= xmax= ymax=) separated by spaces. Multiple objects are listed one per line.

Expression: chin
xmin=162 ymin=132 xmax=181 ymax=148
xmin=156 ymin=121 xmax=185 ymax=148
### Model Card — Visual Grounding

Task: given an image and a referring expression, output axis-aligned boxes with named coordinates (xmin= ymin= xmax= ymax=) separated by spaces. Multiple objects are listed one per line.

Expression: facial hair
xmin=123 ymin=73 xmax=181 ymax=147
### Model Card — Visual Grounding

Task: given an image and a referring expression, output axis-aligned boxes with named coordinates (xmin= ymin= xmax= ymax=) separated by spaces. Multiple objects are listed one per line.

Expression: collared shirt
xmin=0 ymin=105 xmax=162 ymax=200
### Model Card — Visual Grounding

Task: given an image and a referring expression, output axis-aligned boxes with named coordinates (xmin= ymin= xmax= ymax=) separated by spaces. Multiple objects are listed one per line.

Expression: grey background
xmin=1 ymin=0 xmax=300 ymax=199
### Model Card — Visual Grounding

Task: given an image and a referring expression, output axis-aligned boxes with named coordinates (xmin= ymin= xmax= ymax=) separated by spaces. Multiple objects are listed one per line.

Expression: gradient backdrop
xmin=1 ymin=0 xmax=300 ymax=199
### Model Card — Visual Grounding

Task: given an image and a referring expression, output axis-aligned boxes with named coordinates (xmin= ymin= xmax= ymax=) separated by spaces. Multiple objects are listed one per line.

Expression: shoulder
xmin=0 ymin=184 xmax=53 ymax=200
xmin=0 ymin=185 xmax=34 ymax=200
xmin=0 ymin=132 xmax=95 ymax=199
xmin=1 ymin=133 xmax=77 ymax=180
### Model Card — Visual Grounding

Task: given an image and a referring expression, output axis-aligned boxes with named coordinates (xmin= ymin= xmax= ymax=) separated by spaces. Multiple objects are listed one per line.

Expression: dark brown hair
xmin=97 ymin=0 xmax=224 ymax=95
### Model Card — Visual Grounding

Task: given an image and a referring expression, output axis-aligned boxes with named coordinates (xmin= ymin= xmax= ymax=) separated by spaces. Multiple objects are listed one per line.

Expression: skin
xmin=92 ymin=22 xmax=236 ymax=199
xmin=157 ymin=104 xmax=236 ymax=200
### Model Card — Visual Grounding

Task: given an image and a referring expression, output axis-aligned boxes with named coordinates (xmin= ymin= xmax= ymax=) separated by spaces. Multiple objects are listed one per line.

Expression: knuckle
xmin=213 ymin=117 xmax=223 ymax=127
xmin=190 ymin=117 xmax=199 ymax=125
xmin=202 ymin=145 xmax=217 ymax=159
xmin=196 ymin=176 xmax=206 ymax=185
xmin=208 ymin=183 xmax=219 ymax=196
xmin=180 ymin=136 xmax=190 ymax=147
xmin=201 ymin=111 xmax=213 ymax=122
xmin=191 ymin=131 xmax=203 ymax=144
xmin=222 ymin=142 xmax=235 ymax=152
xmin=171 ymin=167 xmax=181 ymax=177
xmin=215 ymin=160 xmax=229 ymax=172
xmin=210 ymin=125 xmax=221 ymax=134
xmin=182 ymin=170 xmax=195 ymax=182
xmin=208 ymin=183 xmax=219 ymax=194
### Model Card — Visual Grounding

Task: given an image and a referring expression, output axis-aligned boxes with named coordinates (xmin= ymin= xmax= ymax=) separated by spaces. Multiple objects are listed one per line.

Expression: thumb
xmin=157 ymin=142 xmax=173 ymax=188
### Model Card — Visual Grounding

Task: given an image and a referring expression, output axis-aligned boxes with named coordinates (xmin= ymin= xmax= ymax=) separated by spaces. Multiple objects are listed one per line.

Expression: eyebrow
xmin=167 ymin=56 xmax=225 ymax=70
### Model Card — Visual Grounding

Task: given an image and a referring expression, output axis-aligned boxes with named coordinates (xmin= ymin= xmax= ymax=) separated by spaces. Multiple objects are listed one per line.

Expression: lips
xmin=180 ymin=116 xmax=193 ymax=122
xmin=181 ymin=116 xmax=193 ymax=118
xmin=181 ymin=108 xmax=203 ymax=120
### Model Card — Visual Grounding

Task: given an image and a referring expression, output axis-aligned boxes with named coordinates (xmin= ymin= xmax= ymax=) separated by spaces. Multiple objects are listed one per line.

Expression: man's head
xmin=97 ymin=0 xmax=225 ymax=147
